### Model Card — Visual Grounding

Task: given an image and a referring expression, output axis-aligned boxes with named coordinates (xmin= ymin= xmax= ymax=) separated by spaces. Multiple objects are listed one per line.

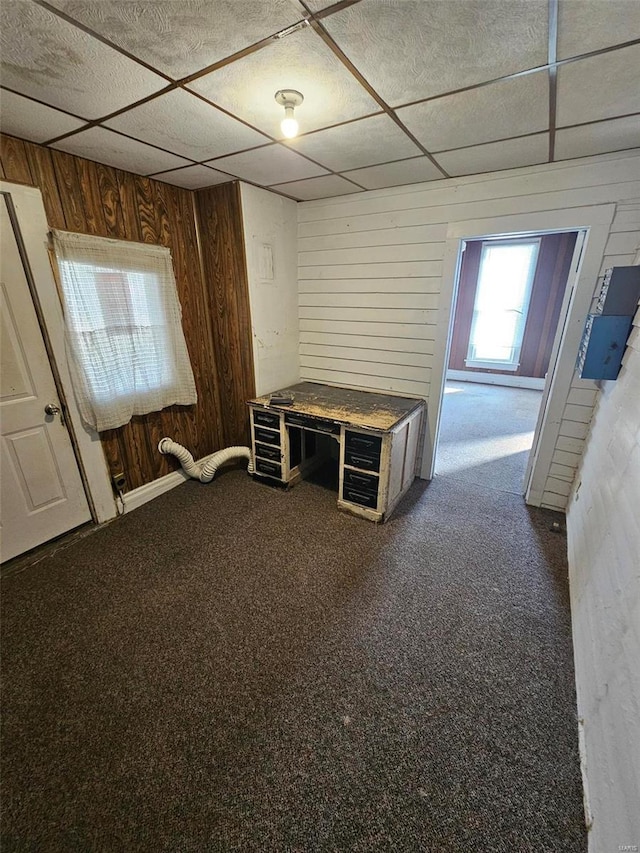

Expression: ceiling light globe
xmin=281 ymin=117 xmax=299 ymax=139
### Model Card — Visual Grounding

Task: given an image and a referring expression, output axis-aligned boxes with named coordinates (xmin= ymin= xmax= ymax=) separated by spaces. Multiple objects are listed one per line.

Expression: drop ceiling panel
xmin=557 ymin=0 xmax=640 ymax=60
xmin=51 ymin=127 xmax=190 ymax=175
xmin=105 ymin=89 xmax=270 ymax=161
xmin=0 ymin=91 xmax=86 ymax=144
xmin=436 ymin=133 xmax=548 ymax=176
xmin=304 ymin=0 xmax=336 ymax=10
xmin=271 ymin=175 xmax=363 ymax=200
xmin=286 ymin=114 xmax=421 ymax=172
xmin=557 ymin=45 xmax=640 ymax=127
xmin=321 ymin=0 xmax=548 ymax=106
xmin=344 ymin=157 xmax=443 ymax=190
xmin=397 ymin=72 xmax=549 ymax=153
xmin=47 ymin=0 xmax=306 ymax=79
xmin=187 ymin=27 xmax=380 ymax=139
xmin=150 ymin=164 xmax=232 ymax=189
xmin=0 ymin=2 xmax=166 ymax=120
xmin=208 ymin=145 xmax=329 ymax=185
xmin=555 ymin=116 xmax=640 ymax=160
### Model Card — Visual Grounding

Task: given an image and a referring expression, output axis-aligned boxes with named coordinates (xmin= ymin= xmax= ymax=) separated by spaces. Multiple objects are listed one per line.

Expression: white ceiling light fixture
xmin=275 ymin=89 xmax=304 ymax=139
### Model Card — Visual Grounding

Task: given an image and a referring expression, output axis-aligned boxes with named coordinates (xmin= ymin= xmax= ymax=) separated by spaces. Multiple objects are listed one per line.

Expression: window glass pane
xmin=466 ymin=240 xmax=539 ymax=370
xmin=52 ymin=230 xmax=197 ymax=432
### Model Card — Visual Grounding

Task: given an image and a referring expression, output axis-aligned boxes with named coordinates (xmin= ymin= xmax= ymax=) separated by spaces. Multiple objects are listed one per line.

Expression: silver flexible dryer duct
xmin=158 ymin=438 xmax=254 ymax=481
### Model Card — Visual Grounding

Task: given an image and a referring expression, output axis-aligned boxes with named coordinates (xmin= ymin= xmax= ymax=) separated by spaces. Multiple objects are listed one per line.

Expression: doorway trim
xmin=1 ymin=181 xmax=117 ymax=523
xmin=424 ymin=203 xmax=615 ymax=506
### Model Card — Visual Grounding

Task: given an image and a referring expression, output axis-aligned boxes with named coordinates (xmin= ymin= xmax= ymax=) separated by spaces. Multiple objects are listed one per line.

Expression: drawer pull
xmin=254 ymin=426 xmax=281 ymax=447
xmin=255 ymin=459 xmax=282 ymax=479
xmin=344 ymin=470 xmax=379 ymax=493
xmin=343 ymin=488 xmax=378 ymax=509
xmin=255 ymin=443 xmax=280 ymax=461
xmin=253 ymin=410 xmax=280 ymax=428
xmin=348 ymin=453 xmax=379 ymax=470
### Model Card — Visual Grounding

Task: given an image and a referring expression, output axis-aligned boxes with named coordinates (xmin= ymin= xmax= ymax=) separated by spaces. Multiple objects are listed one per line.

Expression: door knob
xmin=44 ymin=403 xmax=61 ymax=416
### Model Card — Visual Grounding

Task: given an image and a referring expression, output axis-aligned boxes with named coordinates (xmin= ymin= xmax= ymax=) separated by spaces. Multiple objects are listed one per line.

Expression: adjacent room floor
xmin=436 ymin=380 xmax=544 ymax=495
xmin=1 ymin=463 xmax=585 ymax=851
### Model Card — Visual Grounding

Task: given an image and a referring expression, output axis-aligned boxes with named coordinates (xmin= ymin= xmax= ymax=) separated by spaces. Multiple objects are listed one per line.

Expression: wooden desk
xmin=247 ymin=382 xmax=426 ymax=522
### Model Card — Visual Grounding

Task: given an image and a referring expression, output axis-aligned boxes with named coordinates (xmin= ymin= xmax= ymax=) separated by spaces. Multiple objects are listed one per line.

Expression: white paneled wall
xmin=566 ymin=294 xmax=640 ymax=852
xmin=299 ymin=224 xmax=445 ymax=399
xmin=240 ymin=183 xmax=299 ymax=396
xmin=541 ymin=200 xmax=640 ymax=510
xmin=297 ymin=150 xmax=640 ymax=507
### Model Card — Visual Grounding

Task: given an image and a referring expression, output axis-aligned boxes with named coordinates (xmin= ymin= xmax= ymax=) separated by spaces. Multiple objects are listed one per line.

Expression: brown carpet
xmin=1 ymin=469 xmax=586 ymax=852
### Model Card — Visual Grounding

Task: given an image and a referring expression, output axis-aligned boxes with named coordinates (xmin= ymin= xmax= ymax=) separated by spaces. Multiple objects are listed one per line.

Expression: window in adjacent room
xmin=52 ymin=230 xmax=197 ymax=432
xmin=465 ymin=238 xmax=540 ymax=372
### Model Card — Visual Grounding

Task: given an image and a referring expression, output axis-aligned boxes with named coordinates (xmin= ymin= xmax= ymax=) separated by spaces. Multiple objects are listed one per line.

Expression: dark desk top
xmin=248 ymin=382 xmax=424 ymax=432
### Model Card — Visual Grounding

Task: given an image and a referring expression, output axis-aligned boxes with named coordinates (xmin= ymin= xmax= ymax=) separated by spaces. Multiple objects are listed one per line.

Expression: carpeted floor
xmin=1 ymin=468 xmax=586 ymax=852
xmin=436 ymin=381 xmax=543 ymax=494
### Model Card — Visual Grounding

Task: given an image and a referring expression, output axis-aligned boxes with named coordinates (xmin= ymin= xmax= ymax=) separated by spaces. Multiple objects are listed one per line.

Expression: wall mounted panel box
xmin=577 ymin=266 xmax=640 ymax=380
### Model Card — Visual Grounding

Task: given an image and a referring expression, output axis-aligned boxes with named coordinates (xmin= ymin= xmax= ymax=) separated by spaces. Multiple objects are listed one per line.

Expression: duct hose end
xmin=158 ymin=438 xmax=172 ymax=454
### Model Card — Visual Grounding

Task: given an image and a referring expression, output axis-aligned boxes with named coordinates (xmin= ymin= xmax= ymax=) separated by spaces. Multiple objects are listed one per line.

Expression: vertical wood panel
xmin=448 ymin=242 xmax=482 ymax=371
xmin=96 ymin=163 xmax=126 ymax=239
xmin=0 ymin=135 xmax=34 ymax=184
xmin=196 ymin=182 xmax=256 ymax=447
xmin=75 ymin=157 xmax=108 ymax=236
xmin=50 ymin=149 xmax=89 ymax=233
xmin=0 ymin=134 xmax=252 ymax=494
xmin=24 ymin=145 xmax=66 ymax=229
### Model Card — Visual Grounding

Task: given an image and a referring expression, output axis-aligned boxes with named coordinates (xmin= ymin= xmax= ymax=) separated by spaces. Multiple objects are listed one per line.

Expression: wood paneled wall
xmin=196 ymin=183 xmax=255 ymax=447
xmin=0 ymin=134 xmax=255 ymax=492
xmin=448 ymin=232 xmax=578 ymax=378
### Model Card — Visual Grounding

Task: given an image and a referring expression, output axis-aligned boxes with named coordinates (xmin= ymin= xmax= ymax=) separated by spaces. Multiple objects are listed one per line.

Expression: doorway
xmin=435 ymin=229 xmax=580 ymax=495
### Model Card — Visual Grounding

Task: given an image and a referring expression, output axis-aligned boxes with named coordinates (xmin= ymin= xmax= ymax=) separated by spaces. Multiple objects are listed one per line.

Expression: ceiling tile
xmin=557 ymin=45 xmax=640 ymax=127
xmin=286 ymin=114 xmax=420 ymax=172
xmin=557 ymin=0 xmax=640 ymax=60
xmin=321 ymin=0 xmax=548 ymax=106
xmin=304 ymin=0 xmax=336 ymax=10
xmin=150 ymin=164 xmax=233 ymax=189
xmin=0 ymin=2 xmax=166 ymax=120
xmin=397 ymin=71 xmax=549 ymax=152
xmin=187 ymin=26 xmax=379 ymax=138
xmin=270 ymin=174 xmax=362 ymax=200
xmin=436 ymin=134 xmax=549 ymax=176
xmin=105 ymin=89 xmax=269 ymax=161
xmin=51 ymin=127 xmax=191 ymax=174
xmin=208 ymin=145 xmax=329 ymax=185
xmin=47 ymin=0 xmax=306 ymax=79
xmin=343 ymin=156 xmax=443 ymax=190
xmin=555 ymin=116 xmax=640 ymax=160
xmin=0 ymin=90 xmax=86 ymax=143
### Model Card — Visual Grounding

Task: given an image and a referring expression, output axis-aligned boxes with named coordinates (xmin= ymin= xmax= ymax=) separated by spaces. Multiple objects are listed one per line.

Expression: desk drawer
xmin=255 ymin=442 xmax=281 ymax=462
xmin=343 ymin=468 xmax=379 ymax=497
xmin=342 ymin=486 xmax=378 ymax=510
xmin=344 ymin=448 xmax=380 ymax=472
xmin=255 ymin=459 xmax=282 ymax=479
xmin=254 ymin=426 xmax=281 ymax=446
xmin=345 ymin=431 xmax=382 ymax=459
xmin=253 ymin=409 xmax=280 ymax=429
xmin=285 ymin=412 xmax=340 ymax=434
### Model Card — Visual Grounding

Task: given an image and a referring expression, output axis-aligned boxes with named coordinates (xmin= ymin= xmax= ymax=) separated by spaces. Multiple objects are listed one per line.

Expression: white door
xmin=1 ymin=195 xmax=91 ymax=562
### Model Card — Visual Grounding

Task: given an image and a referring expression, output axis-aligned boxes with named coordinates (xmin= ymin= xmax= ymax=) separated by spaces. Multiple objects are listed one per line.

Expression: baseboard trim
xmin=447 ymin=370 xmax=545 ymax=390
xmin=122 ymin=452 xmax=217 ymax=514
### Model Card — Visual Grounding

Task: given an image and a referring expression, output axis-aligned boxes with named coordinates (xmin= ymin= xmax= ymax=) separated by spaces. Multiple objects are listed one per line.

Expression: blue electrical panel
xmin=577 ymin=266 xmax=640 ymax=381
xmin=577 ymin=314 xmax=633 ymax=380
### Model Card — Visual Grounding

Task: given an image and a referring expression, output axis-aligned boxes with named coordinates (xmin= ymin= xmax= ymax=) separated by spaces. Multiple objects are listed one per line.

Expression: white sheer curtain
xmin=52 ymin=230 xmax=197 ymax=432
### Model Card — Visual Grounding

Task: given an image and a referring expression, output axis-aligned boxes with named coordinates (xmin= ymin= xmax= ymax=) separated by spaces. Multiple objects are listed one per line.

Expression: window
xmin=52 ymin=230 xmax=197 ymax=432
xmin=465 ymin=238 xmax=540 ymax=372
